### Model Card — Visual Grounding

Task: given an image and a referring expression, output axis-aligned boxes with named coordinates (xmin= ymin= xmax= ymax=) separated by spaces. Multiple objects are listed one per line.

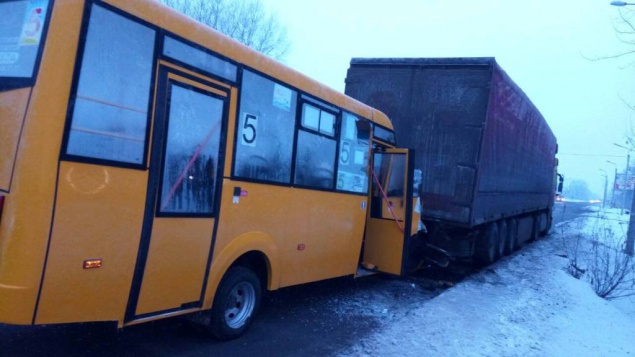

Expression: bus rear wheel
xmin=208 ymin=266 xmax=261 ymax=340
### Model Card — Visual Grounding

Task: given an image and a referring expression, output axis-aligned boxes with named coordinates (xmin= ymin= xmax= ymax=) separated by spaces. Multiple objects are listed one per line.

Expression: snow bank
xmin=339 ymin=211 xmax=635 ymax=356
xmin=578 ymin=206 xmax=628 ymax=246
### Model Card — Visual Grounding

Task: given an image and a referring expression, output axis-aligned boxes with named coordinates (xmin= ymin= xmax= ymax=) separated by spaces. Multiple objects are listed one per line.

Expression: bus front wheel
xmin=209 ymin=266 xmax=261 ymax=340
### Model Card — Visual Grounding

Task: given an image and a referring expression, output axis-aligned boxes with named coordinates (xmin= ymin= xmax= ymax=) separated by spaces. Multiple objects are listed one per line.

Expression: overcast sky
xmin=263 ymin=0 xmax=635 ymax=198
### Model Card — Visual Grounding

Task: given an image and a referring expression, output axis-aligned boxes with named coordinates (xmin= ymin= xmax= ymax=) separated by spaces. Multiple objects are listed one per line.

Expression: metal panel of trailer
xmin=345 ymin=57 xmax=557 ymax=228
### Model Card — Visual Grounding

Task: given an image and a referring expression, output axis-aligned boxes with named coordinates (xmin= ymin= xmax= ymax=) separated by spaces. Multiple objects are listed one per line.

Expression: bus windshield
xmin=0 ymin=0 xmax=49 ymax=79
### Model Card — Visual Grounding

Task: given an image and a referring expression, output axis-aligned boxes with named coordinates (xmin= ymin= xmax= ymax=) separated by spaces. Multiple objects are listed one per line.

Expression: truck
xmin=345 ymin=57 xmax=559 ymax=266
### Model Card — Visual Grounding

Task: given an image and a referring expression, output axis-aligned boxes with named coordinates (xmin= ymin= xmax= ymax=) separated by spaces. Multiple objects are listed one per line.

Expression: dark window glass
xmin=0 ymin=0 xmax=50 ymax=78
xmin=336 ymin=113 xmax=370 ymax=193
xmin=234 ymin=70 xmax=296 ymax=183
xmin=386 ymin=154 xmax=406 ymax=196
xmin=294 ymin=130 xmax=336 ymax=189
xmin=373 ymin=125 xmax=396 ymax=144
xmin=370 ymin=152 xmax=406 ymax=219
xmin=163 ymin=36 xmax=237 ymax=82
xmin=293 ymin=100 xmax=338 ymax=189
xmin=159 ymin=84 xmax=223 ymax=214
xmin=66 ymin=5 xmax=155 ymax=164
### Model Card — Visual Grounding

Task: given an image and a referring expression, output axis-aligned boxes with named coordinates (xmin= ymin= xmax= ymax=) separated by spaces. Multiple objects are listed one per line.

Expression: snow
xmin=338 ymin=207 xmax=635 ymax=356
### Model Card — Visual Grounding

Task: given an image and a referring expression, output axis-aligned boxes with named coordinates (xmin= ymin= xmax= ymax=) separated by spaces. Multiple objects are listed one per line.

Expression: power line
xmin=559 ymin=153 xmax=627 ymax=157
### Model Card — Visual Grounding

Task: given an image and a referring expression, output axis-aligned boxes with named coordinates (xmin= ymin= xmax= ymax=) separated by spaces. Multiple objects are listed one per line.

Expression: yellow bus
xmin=0 ymin=0 xmax=421 ymax=339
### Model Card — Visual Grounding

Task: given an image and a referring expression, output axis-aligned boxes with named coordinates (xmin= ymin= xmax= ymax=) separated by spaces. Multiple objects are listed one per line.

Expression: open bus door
xmin=361 ymin=148 xmax=416 ymax=275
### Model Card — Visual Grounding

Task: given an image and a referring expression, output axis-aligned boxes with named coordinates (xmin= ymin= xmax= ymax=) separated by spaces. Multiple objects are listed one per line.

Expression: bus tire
xmin=209 ymin=266 xmax=261 ymax=340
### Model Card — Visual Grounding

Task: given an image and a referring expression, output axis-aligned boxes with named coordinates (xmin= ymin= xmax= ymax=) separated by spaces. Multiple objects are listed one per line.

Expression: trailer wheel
xmin=544 ymin=213 xmax=553 ymax=236
xmin=505 ymin=219 xmax=518 ymax=254
xmin=496 ymin=220 xmax=507 ymax=258
xmin=529 ymin=215 xmax=540 ymax=242
xmin=539 ymin=212 xmax=550 ymax=237
xmin=474 ymin=223 xmax=498 ymax=266
xmin=208 ymin=266 xmax=261 ymax=340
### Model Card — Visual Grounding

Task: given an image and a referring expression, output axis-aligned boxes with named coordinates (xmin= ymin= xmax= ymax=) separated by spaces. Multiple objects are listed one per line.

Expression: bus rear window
xmin=0 ymin=0 xmax=49 ymax=78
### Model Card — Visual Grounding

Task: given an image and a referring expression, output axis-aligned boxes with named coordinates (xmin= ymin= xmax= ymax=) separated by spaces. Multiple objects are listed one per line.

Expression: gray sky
xmin=264 ymin=0 xmax=635 ymax=198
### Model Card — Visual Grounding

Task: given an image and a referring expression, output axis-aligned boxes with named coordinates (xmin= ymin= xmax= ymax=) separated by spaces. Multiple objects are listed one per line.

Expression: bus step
xmin=355 ymin=265 xmax=378 ymax=278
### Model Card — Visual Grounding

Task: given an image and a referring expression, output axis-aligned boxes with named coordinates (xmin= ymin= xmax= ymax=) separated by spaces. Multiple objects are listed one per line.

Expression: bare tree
xmin=564 ymin=179 xmax=594 ymax=201
xmin=613 ymin=7 xmax=635 ymax=256
xmin=583 ymin=7 xmax=635 ymax=63
xmin=612 ymin=7 xmax=635 ymax=59
xmin=159 ymin=0 xmax=290 ymax=61
xmin=561 ymin=216 xmax=635 ymax=300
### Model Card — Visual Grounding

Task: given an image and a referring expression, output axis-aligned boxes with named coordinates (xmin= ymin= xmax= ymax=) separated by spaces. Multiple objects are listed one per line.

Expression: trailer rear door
xmin=362 ymin=148 xmax=414 ymax=275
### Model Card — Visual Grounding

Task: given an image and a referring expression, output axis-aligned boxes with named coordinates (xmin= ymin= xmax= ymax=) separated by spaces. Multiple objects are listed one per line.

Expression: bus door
xmin=362 ymin=148 xmax=414 ymax=275
xmin=127 ymin=66 xmax=229 ymax=320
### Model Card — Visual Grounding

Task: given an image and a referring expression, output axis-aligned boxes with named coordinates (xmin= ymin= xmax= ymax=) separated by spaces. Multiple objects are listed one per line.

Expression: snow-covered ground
xmin=339 ymin=207 xmax=635 ymax=356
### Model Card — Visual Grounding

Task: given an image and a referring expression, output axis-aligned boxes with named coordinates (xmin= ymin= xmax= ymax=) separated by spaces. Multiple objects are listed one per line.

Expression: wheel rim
xmin=224 ymin=282 xmax=256 ymax=329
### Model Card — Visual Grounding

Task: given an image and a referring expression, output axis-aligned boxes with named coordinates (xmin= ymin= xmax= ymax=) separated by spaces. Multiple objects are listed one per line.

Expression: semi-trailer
xmin=345 ymin=57 xmax=559 ymax=265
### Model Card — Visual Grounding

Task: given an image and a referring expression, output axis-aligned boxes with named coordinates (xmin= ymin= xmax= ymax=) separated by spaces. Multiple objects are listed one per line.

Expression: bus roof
xmin=104 ymin=0 xmax=393 ymax=130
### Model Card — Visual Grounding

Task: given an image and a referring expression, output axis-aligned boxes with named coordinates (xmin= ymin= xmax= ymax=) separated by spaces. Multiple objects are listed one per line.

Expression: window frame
xmin=161 ymin=33 xmax=239 ymax=86
xmin=297 ymin=96 xmax=340 ymax=138
xmin=62 ymin=1 xmax=242 ymax=171
xmin=155 ymin=80 xmax=228 ymax=218
xmin=372 ymin=123 xmax=397 ymax=146
xmin=231 ymin=66 xmax=377 ymax=195
xmin=56 ymin=0 xmax=387 ymax=198
xmin=0 ymin=0 xmax=55 ymax=92
xmin=291 ymin=95 xmax=341 ymax=191
xmin=231 ymin=68 xmax=298 ymax=185
xmin=334 ymin=111 xmax=372 ymax=196
xmin=61 ymin=1 xmax=158 ymax=170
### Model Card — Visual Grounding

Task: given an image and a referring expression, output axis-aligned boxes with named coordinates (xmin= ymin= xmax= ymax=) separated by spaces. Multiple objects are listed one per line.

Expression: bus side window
xmin=0 ymin=0 xmax=50 ymax=81
xmin=336 ymin=113 xmax=370 ymax=194
xmin=294 ymin=103 xmax=337 ymax=190
xmin=234 ymin=70 xmax=296 ymax=184
xmin=65 ymin=5 xmax=155 ymax=165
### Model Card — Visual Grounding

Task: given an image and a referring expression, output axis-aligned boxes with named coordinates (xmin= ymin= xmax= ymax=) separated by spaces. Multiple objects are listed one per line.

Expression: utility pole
xmin=599 ymin=170 xmax=608 ymax=210
xmin=615 ymin=143 xmax=630 ymax=213
xmin=615 ymin=143 xmax=634 ymax=256
xmin=607 ymin=161 xmax=618 ymax=207
xmin=627 ymin=166 xmax=635 ymax=256
xmin=622 ymin=152 xmax=632 ymax=214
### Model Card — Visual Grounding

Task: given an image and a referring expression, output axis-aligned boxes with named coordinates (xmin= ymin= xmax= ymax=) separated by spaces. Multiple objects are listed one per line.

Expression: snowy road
xmin=0 ymin=202 xmax=604 ymax=356
xmin=341 ymin=203 xmax=635 ymax=356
